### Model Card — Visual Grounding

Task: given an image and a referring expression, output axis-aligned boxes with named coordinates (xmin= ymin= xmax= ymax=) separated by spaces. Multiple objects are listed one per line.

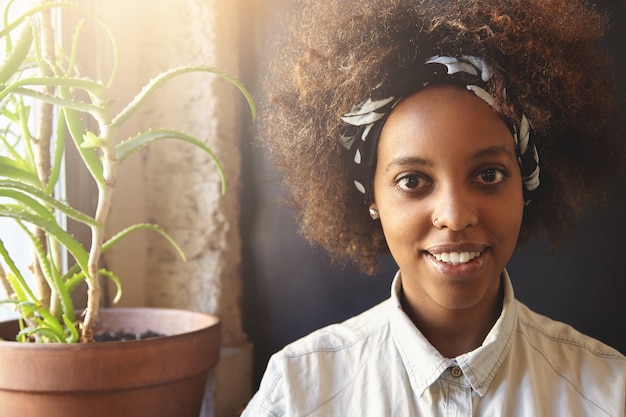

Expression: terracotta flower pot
xmin=0 ymin=308 xmax=221 ymax=417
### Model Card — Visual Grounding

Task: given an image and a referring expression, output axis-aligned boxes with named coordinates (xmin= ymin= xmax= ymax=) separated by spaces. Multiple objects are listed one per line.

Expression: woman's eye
xmin=476 ymin=168 xmax=507 ymax=184
xmin=395 ymin=174 xmax=428 ymax=191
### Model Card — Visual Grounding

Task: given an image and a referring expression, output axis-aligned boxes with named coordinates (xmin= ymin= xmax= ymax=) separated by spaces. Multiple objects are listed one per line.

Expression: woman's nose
xmin=431 ymin=185 xmax=478 ymax=231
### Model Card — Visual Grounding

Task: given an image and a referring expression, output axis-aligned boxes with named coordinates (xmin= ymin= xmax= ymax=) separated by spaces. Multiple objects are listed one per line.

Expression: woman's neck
xmin=400 ymin=279 xmax=504 ymax=358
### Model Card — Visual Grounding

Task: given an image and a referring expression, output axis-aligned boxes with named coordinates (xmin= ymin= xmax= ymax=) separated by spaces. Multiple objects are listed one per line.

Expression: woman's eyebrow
xmin=470 ymin=145 xmax=515 ymax=161
xmin=385 ymin=156 xmax=432 ymax=172
xmin=385 ymin=144 xmax=515 ymax=172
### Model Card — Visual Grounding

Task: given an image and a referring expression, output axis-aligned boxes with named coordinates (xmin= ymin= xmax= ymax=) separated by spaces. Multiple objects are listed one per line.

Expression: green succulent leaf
xmin=0 ymin=179 xmax=99 ymax=227
xmin=103 ymin=223 xmax=187 ymax=262
xmin=111 ymin=65 xmax=256 ymax=128
xmin=17 ymin=221 xmax=75 ymax=324
xmin=0 ymin=192 xmax=56 ymax=225
xmin=97 ymin=269 xmax=122 ymax=304
xmin=0 ymin=240 xmax=38 ymax=305
xmin=4 ymin=86 xmax=103 ymax=115
xmin=0 ymin=208 xmax=90 ymax=280
xmin=62 ymin=107 xmax=104 ymax=183
xmin=0 ymin=76 xmax=108 ymax=100
xmin=62 ymin=314 xmax=80 ymax=343
xmin=44 ymin=106 xmax=67 ymax=194
xmin=0 ymin=19 xmax=33 ymax=85
xmin=20 ymin=326 xmax=64 ymax=343
xmin=80 ymin=130 xmax=104 ymax=149
xmin=0 ymin=156 xmax=39 ymax=185
xmin=0 ymin=299 xmax=18 ymax=307
xmin=115 ymin=129 xmax=226 ymax=194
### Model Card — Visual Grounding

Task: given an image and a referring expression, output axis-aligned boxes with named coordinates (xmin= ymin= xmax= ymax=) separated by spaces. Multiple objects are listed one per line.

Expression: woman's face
xmin=371 ymin=85 xmax=524 ymax=314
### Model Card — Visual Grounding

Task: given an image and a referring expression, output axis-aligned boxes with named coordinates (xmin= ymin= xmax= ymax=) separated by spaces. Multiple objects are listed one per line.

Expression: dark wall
xmin=240 ymin=0 xmax=626 ymax=388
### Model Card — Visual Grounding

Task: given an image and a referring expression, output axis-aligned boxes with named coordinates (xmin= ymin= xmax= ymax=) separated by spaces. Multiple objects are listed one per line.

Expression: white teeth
xmin=433 ymin=251 xmax=481 ymax=265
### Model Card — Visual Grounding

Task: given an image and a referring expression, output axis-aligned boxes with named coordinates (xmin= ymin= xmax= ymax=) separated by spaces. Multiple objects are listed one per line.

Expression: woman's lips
xmin=425 ymin=245 xmax=488 ymax=278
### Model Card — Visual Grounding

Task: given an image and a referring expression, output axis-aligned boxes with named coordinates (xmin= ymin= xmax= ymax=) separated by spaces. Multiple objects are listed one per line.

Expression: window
xmin=0 ymin=0 xmax=66 ymax=321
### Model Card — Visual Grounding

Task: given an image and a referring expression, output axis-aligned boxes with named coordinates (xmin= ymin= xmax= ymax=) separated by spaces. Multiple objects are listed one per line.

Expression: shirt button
xmin=450 ymin=366 xmax=463 ymax=378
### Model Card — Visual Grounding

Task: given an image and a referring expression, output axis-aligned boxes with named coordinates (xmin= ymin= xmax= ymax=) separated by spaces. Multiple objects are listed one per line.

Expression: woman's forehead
xmin=380 ymin=85 xmax=514 ymax=153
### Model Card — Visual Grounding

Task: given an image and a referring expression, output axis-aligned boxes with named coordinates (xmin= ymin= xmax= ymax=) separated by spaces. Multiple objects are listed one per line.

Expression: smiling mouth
xmin=431 ymin=251 xmax=482 ymax=266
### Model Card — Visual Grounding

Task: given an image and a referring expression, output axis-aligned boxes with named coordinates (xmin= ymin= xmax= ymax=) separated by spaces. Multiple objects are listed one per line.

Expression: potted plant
xmin=0 ymin=1 xmax=255 ymax=416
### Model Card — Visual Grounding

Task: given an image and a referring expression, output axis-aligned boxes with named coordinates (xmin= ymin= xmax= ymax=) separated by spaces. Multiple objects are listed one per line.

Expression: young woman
xmin=242 ymin=0 xmax=626 ymax=415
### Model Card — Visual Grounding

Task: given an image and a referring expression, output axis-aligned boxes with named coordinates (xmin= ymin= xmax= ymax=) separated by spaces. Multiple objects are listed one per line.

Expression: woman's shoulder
xmin=242 ymin=300 xmax=396 ymax=417
xmin=514 ymin=300 xmax=625 ymax=361
xmin=506 ymin=301 xmax=625 ymax=416
xmin=278 ymin=298 xmax=393 ymax=359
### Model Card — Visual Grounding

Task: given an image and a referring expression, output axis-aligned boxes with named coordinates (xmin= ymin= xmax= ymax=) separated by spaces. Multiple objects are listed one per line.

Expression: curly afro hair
xmin=258 ymin=0 xmax=624 ymax=274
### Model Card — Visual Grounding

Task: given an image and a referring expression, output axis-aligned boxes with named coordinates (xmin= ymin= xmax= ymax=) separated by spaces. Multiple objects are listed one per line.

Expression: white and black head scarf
xmin=339 ymin=55 xmax=540 ymax=205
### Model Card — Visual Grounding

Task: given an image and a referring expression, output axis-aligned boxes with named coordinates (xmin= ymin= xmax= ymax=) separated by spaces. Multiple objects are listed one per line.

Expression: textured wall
xmin=87 ymin=0 xmax=252 ymax=415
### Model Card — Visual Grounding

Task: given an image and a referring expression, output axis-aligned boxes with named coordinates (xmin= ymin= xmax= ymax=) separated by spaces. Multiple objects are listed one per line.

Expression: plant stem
xmin=34 ymin=5 xmax=54 ymax=187
xmin=31 ymin=3 xmax=56 ymax=312
xmin=31 ymin=229 xmax=50 ymax=308
xmin=80 ymin=119 xmax=116 ymax=343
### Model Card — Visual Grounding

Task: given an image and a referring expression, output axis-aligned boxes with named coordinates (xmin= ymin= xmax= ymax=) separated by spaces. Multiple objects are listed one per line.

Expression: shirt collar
xmin=388 ymin=269 xmax=517 ymax=397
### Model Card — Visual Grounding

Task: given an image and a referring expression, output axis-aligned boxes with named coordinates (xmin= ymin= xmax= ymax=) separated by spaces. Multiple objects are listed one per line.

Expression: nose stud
xmin=433 ymin=217 xmax=444 ymax=230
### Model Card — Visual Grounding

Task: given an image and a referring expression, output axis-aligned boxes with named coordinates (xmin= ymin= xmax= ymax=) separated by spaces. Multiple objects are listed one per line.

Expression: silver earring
xmin=369 ymin=208 xmax=379 ymax=220
xmin=433 ymin=217 xmax=444 ymax=230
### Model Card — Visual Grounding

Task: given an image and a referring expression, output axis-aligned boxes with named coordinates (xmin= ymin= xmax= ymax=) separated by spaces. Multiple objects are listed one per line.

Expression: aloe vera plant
xmin=0 ymin=1 xmax=255 ymax=342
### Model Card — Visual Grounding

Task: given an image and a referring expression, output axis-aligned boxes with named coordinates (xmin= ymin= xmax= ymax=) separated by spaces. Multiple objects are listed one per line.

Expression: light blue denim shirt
xmin=242 ymin=271 xmax=626 ymax=417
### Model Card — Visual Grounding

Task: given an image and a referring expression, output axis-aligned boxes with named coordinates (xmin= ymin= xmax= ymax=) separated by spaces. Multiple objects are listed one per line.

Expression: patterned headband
xmin=339 ymin=55 xmax=540 ymax=205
